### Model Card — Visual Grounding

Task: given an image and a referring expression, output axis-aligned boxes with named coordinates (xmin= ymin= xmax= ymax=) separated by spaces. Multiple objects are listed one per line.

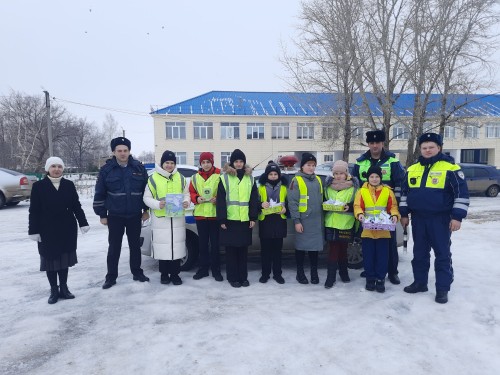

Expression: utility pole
xmin=43 ymin=91 xmax=53 ymax=156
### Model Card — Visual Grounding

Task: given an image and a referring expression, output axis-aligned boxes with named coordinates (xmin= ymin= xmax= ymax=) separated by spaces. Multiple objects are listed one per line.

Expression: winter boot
xmin=48 ymin=286 xmax=59 ymax=304
xmin=375 ymin=279 xmax=386 ymax=293
xmin=338 ymin=260 xmax=351 ymax=283
xmin=365 ymin=279 xmax=376 ymax=291
xmin=296 ymin=268 xmax=309 ymax=284
xmin=324 ymin=262 xmax=338 ymax=289
xmin=435 ymin=291 xmax=448 ymax=304
xmin=193 ymin=268 xmax=209 ymax=280
xmin=310 ymin=266 xmax=319 ymax=285
xmin=404 ymin=282 xmax=428 ymax=294
xmin=59 ymin=284 xmax=75 ymax=299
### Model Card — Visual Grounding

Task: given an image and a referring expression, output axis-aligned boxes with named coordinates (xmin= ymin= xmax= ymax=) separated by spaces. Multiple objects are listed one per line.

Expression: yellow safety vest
xmin=147 ymin=172 xmax=185 ymax=218
xmin=258 ymin=184 xmax=287 ymax=220
xmin=360 ymin=186 xmax=390 ymax=217
xmin=407 ymin=161 xmax=459 ymax=189
xmin=295 ymin=175 xmax=323 ymax=213
xmin=192 ymin=172 xmax=219 ymax=217
xmin=324 ymin=187 xmax=355 ymax=230
xmin=220 ymin=173 xmax=254 ymax=222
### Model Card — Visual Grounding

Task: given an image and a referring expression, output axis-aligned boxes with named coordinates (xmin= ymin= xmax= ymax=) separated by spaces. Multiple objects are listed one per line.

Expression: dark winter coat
xmin=29 ymin=177 xmax=88 ymax=260
xmin=216 ymin=164 xmax=260 ymax=247
xmin=93 ymin=156 xmax=148 ymax=218
xmin=257 ymin=174 xmax=288 ymax=239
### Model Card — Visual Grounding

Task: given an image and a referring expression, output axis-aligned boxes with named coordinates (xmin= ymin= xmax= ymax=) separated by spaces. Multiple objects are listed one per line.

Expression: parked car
xmin=0 ymin=168 xmax=32 ymax=208
xmin=459 ymin=163 xmax=500 ymax=197
xmin=144 ymin=163 xmax=199 ymax=178
xmin=316 ymin=162 xmax=355 ymax=174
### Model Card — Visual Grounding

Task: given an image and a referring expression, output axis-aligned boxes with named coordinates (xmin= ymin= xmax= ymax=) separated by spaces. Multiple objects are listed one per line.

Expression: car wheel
xmin=0 ymin=193 xmax=5 ymax=208
xmin=347 ymin=241 xmax=363 ymax=269
xmin=485 ymin=185 xmax=499 ymax=197
xmin=6 ymin=201 xmax=20 ymax=206
xmin=180 ymin=230 xmax=199 ymax=271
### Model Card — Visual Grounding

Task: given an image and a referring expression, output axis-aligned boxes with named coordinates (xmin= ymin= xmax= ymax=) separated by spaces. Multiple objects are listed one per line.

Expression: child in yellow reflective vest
xmin=354 ymin=166 xmax=400 ymax=293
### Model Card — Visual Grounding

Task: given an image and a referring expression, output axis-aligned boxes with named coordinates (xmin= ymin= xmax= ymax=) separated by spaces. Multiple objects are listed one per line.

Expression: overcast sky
xmin=0 ymin=0 xmax=301 ymax=155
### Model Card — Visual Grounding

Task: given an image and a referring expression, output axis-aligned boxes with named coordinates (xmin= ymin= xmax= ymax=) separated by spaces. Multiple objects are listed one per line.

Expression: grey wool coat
xmin=288 ymin=171 xmax=325 ymax=251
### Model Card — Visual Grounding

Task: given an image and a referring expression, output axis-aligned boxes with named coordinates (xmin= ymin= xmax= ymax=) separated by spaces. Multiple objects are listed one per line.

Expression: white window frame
xmin=352 ymin=126 xmax=363 ymax=138
xmin=392 ymin=125 xmax=409 ymax=140
xmin=246 ymin=123 xmax=265 ymax=140
xmin=271 ymin=123 xmax=290 ymax=139
xmin=297 ymin=123 xmax=314 ymax=140
xmin=176 ymin=152 xmax=187 ymax=164
xmin=464 ymin=125 xmax=479 ymax=139
xmin=221 ymin=152 xmax=231 ymax=165
xmin=193 ymin=122 xmax=214 ymax=140
xmin=324 ymin=154 xmax=333 ymax=162
xmin=486 ymin=123 xmax=500 ymax=138
xmin=321 ymin=123 xmax=335 ymax=139
xmin=165 ymin=122 xmax=186 ymax=140
xmin=221 ymin=122 xmax=240 ymax=140
xmin=444 ymin=125 xmax=456 ymax=139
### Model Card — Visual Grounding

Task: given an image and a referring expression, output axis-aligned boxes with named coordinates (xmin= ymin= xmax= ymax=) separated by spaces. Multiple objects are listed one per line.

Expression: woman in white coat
xmin=143 ymin=151 xmax=190 ymax=285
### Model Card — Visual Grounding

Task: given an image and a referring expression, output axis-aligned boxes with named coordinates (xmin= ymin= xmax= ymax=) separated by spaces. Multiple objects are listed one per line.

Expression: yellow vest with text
xmin=295 ymin=175 xmax=323 ymax=213
xmin=407 ymin=161 xmax=459 ymax=189
xmin=258 ymin=184 xmax=287 ymax=220
xmin=191 ymin=172 xmax=219 ymax=217
xmin=360 ymin=186 xmax=390 ymax=217
xmin=220 ymin=173 xmax=254 ymax=222
xmin=324 ymin=186 xmax=356 ymax=230
xmin=147 ymin=172 xmax=185 ymax=218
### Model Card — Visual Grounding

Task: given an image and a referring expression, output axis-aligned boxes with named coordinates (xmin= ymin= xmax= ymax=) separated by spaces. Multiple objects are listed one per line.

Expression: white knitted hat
xmin=44 ymin=156 xmax=65 ymax=172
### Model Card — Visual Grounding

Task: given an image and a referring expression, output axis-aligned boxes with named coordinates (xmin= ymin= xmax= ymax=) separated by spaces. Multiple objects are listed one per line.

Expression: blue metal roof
xmin=152 ymin=91 xmax=500 ymax=117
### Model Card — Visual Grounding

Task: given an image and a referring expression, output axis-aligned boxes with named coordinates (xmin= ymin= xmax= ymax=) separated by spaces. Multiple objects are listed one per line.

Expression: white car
xmin=0 ymin=168 xmax=33 ymax=208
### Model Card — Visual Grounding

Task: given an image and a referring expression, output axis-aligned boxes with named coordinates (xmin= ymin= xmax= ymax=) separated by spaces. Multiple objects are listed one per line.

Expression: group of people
xmin=28 ymin=130 xmax=469 ymax=305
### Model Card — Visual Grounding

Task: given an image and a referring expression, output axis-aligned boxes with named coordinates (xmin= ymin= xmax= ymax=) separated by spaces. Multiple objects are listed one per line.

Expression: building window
xmin=444 ymin=126 xmax=456 ymax=139
xmin=271 ymin=123 xmax=289 ymax=139
xmin=176 ymin=152 xmax=187 ymax=164
xmin=392 ymin=125 xmax=409 ymax=140
xmin=247 ymin=123 xmax=265 ymax=139
xmin=352 ymin=126 xmax=363 ymax=138
xmin=322 ymin=123 xmax=335 ymax=139
xmin=194 ymin=152 xmax=201 ymax=166
xmin=486 ymin=124 xmax=500 ymax=138
xmin=221 ymin=152 xmax=231 ymax=165
xmin=194 ymin=122 xmax=213 ymax=140
xmin=297 ymin=123 xmax=314 ymax=140
xmin=423 ymin=122 xmax=435 ymax=133
xmin=324 ymin=154 xmax=333 ymax=162
xmin=221 ymin=122 xmax=240 ymax=139
xmin=462 ymin=150 xmax=475 ymax=163
xmin=165 ymin=122 xmax=186 ymax=140
xmin=464 ymin=125 xmax=479 ymax=139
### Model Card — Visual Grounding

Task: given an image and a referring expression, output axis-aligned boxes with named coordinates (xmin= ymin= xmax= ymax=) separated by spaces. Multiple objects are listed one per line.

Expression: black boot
xmin=48 ymin=286 xmax=59 ymax=304
xmin=59 ymin=284 xmax=75 ymax=299
xmin=324 ymin=262 xmax=338 ymax=289
xmin=310 ymin=267 xmax=319 ymax=284
xmin=338 ymin=260 xmax=351 ymax=283
xmin=296 ymin=268 xmax=309 ymax=284
xmin=193 ymin=268 xmax=209 ymax=280
xmin=375 ymin=279 xmax=386 ymax=293
xmin=295 ymin=250 xmax=308 ymax=284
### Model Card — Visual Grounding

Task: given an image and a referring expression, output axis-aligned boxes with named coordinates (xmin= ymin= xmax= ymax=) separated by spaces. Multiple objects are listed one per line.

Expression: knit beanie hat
xmin=365 ymin=130 xmax=385 ymax=143
xmin=300 ymin=152 xmax=317 ymax=168
xmin=199 ymin=151 xmax=214 ymax=165
xmin=264 ymin=162 xmax=281 ymax=179
xmin=366 ymin=165 xmax=383 ymax=180
xmin=230 ymin=149 xmax=246 ymax=165
xmin=44 ymin=156 xmax=65 ymax=172
xmin=419 ymin=132 xmax=443 ymax=146
xmin=110 ymin=137 xmax=131 ymax=151
xmin=160 ymin=150 xmax=177 ymax=165
xmin=332 ymin=160 xmax=349 ymax=176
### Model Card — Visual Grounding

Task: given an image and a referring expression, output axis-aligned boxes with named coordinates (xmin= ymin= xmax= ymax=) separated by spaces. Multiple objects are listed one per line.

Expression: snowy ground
xmin=1 ymin=196 xmax=499 ymax=375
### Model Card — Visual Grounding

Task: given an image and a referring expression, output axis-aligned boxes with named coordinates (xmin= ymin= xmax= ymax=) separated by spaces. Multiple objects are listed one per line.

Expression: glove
xmin=29 ymin=234 xmax=41 ymax=242
xmin=80 ymin=226 xmax=90 ymax=234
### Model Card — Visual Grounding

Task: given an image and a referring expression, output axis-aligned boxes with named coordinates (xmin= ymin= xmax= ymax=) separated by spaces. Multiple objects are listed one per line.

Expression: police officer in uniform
xmin=93 ymin=137 xmax=150 ymax=289
xmin=400 ymin=133 xmax=469 ymax=304
xmin=352 ymin=130 xmax=405 ymax=284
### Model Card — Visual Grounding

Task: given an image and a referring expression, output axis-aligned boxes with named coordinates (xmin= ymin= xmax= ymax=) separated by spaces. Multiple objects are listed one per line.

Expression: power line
xmin=52 ymin=97 xmax=151 ymax=117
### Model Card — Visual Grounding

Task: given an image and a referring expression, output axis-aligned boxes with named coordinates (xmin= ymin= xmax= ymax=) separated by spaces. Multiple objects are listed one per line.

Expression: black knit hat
xmin=366 ymin=130 xmax=385 ymax=143
xmin=264 ymin=162 xmax=281 ymax=178
xmin=230 ymin=149 xmax=246 ymax=165
xmin=160 ymin=150 xmax=176 ymax=165
xmin=110 ymin=137 xmax=131 ymax=151
xmin=366 ymin=165 xmax=383 ymax=180
xmin=419 ymin=132 xmax=443 ymax=146
xmin=300 ymin=152 xmax=317 ymax=168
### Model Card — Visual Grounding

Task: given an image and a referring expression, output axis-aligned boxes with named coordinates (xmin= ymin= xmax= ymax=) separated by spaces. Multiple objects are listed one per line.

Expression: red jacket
xmin=189 ymin=167 xmax=221 ymax=220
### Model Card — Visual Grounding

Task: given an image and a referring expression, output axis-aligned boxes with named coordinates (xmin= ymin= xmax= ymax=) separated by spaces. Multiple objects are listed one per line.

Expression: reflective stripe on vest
xmin=324 ymin=186 xmax=355 ymax=230
xmin=295 ymin=175 xmax=323 ymax=213
xmin=407 ymin=161 xmax=459 ymax=189
xmin=192 ymin=172 xmax=220 ymax=218
xmin=360 ymin=187 xmax=390 ymax=217
xmin=258 ymin=184 xmax=287 ymax=220
xmin=357 ymin=157 xmax=397 ymax=183
xmin=220 ymin=173 xmax=254 ymax=222
xmin=148 ymin=172 xmax=185 ymax=218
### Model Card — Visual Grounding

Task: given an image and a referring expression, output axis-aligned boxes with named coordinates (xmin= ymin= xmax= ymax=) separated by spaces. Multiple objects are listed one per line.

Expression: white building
xmin=150 ymin=91 xmax=500 ymax=167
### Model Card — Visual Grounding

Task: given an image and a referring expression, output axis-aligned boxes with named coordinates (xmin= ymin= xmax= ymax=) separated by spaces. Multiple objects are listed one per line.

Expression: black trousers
xmin=159 ymin=259 xmax=181 ymax=276
xmin=106 ymin=214 xmax=143 ymax=281
xmin=295 ymin=250 xmax=319 ymax=271
xmin=225 ymin=246 xmax=248 ymax=282
xmin=260 ymin=238 xmax=283 ymax=277
xmin=388 ymin=230 xmax=399 ymax=276
xmin=195 ymin=219 xmax=221 ymax=273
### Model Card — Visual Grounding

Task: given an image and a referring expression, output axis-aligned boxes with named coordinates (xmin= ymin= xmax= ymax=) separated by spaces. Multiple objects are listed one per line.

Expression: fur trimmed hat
xmin=229 ymin=149 xmax=246 ymax=165
xmin=160 ymin=150 xmax=176 ymax=165
xmin=300 ymin=152 xmax=317 ymax=168
xmin=199 ymin=152 xmax=214 ymax=165
xmin=110 ymin=137 xmax=131 ymax=151
xmin=419 ymin=132 xmax=443 ymax=146
xmin=366 ymin=130 xmax=385 ymax=143
xmin=366 ymin=165 xmax=383 ymax=180
xmin=44 ymin=156 xmax=65 ymax=172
